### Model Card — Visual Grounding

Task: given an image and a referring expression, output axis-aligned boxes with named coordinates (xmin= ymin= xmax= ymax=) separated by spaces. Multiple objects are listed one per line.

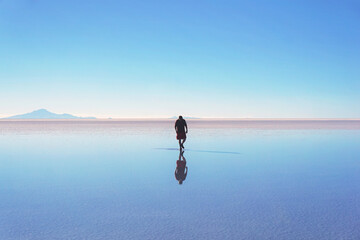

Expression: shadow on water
xmin=155 ymin=148 xmax=241 ymax=155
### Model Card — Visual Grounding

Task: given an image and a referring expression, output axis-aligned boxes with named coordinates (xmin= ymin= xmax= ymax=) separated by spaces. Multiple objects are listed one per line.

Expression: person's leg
xmin=181 ymin=137 xmax=186 ymax=148
xmin=178 ymin=139 xmax=182 ymax=149
xmin=181 ymin=153 xmax=186 ymax=163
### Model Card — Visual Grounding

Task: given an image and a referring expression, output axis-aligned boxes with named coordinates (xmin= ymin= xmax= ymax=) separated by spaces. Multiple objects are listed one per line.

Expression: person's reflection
xmin=175 ymin=150 xmax=188 ymax=184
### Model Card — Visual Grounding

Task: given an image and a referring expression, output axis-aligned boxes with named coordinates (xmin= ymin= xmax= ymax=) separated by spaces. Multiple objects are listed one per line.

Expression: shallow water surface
xmin=0 ymin=120 xmax=359 ymax=240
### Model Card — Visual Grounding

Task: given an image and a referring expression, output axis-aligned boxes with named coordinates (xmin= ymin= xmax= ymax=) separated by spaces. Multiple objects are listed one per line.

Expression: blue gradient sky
xmin=1 ymin=0 xmax=359 ymax=118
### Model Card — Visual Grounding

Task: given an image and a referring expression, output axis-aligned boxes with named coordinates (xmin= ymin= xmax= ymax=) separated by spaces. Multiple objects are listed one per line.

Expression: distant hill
xmin=5 ymin=109 xmax=96 ymax=119
xmin=170 ymin=116 xmax=200 ymax=119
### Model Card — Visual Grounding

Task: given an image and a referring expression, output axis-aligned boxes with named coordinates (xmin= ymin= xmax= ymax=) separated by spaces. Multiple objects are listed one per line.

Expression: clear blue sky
xmin=1 ymin=0 xmax=359 ymax=118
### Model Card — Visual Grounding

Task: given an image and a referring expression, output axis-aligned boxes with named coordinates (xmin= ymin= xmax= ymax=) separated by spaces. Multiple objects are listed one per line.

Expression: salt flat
xmin=0 ymin=120 xmax=359 ymax=239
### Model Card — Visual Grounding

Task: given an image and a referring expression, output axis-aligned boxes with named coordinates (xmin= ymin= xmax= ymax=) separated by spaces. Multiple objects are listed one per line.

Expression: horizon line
xmin=1 ymin=118 xmax=360 ymax=121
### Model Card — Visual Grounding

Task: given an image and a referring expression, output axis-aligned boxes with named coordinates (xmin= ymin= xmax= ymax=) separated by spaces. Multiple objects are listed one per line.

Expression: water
xmin=0 ymin=120 xmax=360 ymax=240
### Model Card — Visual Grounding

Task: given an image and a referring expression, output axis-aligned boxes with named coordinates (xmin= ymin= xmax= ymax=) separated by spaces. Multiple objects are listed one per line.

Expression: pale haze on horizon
xmin=1 ymin=0 xmax=359 ymax=118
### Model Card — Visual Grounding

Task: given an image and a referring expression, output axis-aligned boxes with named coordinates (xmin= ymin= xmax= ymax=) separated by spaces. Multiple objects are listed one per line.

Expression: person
xmin=175 ymin=150 xmax=188 ymax=184
xmin=175 ymin=115 xmax=188 ymax=149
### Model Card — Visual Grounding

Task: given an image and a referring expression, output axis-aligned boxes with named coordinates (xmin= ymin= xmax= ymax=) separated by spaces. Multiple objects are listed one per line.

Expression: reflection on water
xmin=175 ymin=150 xmax=188 ymax=185
xmin=0 ymin=121 xmax=360 ymax=240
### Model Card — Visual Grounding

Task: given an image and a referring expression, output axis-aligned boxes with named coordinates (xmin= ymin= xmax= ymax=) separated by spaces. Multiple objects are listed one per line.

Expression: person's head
xmin=179 ymin=115 xmax=183 ymax=120
xmin=178 ymin=180 xmax=183 ymax=185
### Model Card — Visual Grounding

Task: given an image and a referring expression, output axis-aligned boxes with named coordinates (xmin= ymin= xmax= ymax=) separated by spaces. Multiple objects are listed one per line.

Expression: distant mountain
xmin=170 ymin=116 xmax=200 ymax=119
xmin=5 ymin=109 xmax=96 ymax=119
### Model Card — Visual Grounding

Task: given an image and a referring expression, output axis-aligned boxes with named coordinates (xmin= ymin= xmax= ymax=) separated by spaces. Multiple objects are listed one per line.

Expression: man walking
xmin=175 ymin=116 xmax=188 ymax=149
